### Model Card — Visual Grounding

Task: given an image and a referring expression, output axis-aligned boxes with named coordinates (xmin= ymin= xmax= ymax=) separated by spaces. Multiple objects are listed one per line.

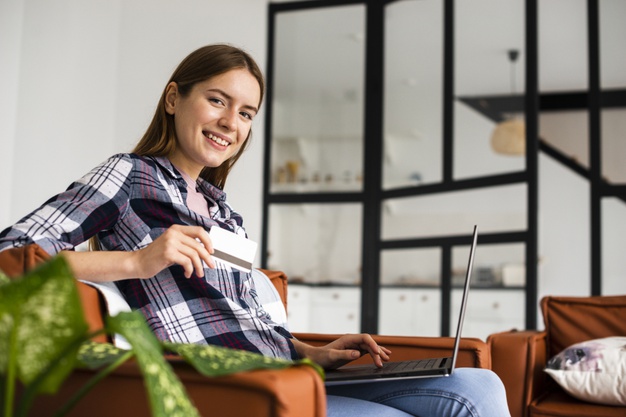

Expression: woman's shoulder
xmin=76 ymin=153 xmax=156 ymax=186
xmin=99 ymin=153 xmax=163 ymax=174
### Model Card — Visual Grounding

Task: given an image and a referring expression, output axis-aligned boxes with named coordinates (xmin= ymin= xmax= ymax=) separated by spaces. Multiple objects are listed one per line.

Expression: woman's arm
xmin=291 ymin=334 xmax=391 ymax=370
xmin=62 ymin=225 xmax=215 ymax=282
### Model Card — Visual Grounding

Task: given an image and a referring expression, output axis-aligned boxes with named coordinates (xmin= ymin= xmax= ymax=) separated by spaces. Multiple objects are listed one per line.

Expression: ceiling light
xmin=491 ymin=118 xmax=525 ymax=155
xmin=490 ymin=49 xmax=526 ymax=156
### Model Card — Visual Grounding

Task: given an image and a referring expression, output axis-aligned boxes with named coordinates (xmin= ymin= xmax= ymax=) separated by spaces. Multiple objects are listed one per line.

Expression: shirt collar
xmin=150 ymin=155 xmax=227 ymax=203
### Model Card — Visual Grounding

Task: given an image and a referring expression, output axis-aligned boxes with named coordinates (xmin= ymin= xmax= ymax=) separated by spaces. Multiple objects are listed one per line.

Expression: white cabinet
xmin=452 ymin=289 xmax=524 ymax=341
xmin=287 ymin=284 xmax=525 ymax=340
xmin=286 ymin=285 xmax=312 ymax=332
xmin=308 ymin=288 xmax=360 ymax=334
xmin=379 ymin=288 xmax=440 ymax=337
xmin=287 ymin=285 xmax=360 ymax=334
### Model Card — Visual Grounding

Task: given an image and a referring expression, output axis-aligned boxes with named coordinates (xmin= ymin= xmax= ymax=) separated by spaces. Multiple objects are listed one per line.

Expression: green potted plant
xmin=0 ymin=256 xmax=321 ymax=417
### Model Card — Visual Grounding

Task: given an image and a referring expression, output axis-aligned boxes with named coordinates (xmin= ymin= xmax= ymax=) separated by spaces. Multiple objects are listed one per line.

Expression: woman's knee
xmin=452 ymin=368 xmax=510 ymax=416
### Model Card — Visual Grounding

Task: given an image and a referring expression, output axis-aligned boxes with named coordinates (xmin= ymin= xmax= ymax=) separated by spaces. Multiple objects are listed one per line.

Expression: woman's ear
xmin=164 ymin=82 xmax=178 ymax=115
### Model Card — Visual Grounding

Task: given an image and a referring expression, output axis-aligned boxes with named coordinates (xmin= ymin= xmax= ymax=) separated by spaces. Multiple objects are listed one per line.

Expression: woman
xmin=0 ymin=44 xmax=509 ymax=416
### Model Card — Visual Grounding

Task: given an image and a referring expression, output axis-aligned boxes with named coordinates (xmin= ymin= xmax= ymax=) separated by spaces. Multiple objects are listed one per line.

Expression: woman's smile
xmin=204 ymin=131 xmax=230 ymax=147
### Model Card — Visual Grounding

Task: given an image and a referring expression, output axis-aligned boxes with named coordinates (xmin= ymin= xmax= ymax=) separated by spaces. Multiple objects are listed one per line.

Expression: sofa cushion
xmin=545 ymin=336 xmax=626 ymax=406
xmin=250 ymin=269 xmax=288 ymax=330
xmin=541 ymin=295 xmax=626 ymax=358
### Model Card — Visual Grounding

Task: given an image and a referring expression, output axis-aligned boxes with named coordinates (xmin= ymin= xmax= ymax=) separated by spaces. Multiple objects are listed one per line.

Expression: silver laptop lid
xmin=450 ymin=225 xmax=478 ymax=370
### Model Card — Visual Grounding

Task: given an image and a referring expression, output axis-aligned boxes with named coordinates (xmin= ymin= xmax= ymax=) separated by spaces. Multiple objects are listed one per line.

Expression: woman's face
xmin=164 ymin=68 xmax=261 ymax=178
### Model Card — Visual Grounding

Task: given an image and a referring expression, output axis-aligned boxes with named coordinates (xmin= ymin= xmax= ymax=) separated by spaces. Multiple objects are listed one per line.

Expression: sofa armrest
xmin=294 ymin=333 xmax=490 ymax=369
xmin=28 ymin=361 xmax=326 ymax=417
xmin=487 ymin=330 xmax=548 ymax=417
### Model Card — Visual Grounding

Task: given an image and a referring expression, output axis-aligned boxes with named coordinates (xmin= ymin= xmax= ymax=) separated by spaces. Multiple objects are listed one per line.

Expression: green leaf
xmin=76 ymin=341 xmax=131 ymax=370
xmin=0 ymin=270 xmax=9 ymax=286
xmin=163 ymin=341 xmax=325 ymax=379
xmin=0 ymin=257 xmax=88 ymax=394
xmin=107 ymin=312 xmax=200 ymax=417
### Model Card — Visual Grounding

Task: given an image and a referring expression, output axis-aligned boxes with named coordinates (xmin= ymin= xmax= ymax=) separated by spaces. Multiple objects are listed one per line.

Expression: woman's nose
xmin=219 ymin=109 xmax=237 ymax=132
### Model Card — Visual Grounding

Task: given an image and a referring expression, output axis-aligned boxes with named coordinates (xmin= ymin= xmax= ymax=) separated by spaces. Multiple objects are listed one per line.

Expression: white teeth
xmin=208 ymin=133 xmax=229 ymax=146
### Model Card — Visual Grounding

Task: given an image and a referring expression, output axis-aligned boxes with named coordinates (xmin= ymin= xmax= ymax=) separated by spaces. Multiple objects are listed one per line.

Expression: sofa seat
xmin=26 ymin=360 xmax=326 ymax=417
xmin=530 ymin=390 xmax=626 ymax=417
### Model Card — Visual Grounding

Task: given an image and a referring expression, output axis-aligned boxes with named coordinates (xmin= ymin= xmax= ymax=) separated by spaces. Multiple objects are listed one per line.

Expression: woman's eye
xmin=209 ymin=97 xmax=224 ymax=105
xmin=240 ymin=111 xmax=253 ymax=120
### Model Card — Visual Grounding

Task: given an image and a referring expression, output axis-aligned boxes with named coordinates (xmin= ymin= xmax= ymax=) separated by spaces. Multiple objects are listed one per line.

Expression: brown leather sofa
xmin=1 ymin=244 xmax=491 ymax=417
xmin=488 ymin=294 xmax=626 ymax=417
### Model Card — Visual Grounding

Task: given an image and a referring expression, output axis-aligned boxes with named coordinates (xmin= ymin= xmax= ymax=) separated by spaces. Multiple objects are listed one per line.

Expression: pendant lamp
xmin=490 ymin=49 xmax=525 ymax=156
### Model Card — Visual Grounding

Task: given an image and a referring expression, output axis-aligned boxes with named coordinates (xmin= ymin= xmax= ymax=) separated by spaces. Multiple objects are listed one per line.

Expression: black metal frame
xmin=262 ymin=0 xmax=624 ymax=335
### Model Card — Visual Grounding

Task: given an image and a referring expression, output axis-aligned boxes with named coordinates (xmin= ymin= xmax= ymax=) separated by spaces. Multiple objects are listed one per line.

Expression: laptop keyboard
xmin=380 ymin=358 xmax=441 ymax=373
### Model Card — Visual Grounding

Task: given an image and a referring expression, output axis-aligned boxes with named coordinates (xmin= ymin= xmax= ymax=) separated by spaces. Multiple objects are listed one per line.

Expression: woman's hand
xmin=61 ymin=225 xmax=215 ymax=282
xmin=132 ymin=224 xmax=216 ymax=279
xmin=292 ymin=334 xmax=391 ymax=370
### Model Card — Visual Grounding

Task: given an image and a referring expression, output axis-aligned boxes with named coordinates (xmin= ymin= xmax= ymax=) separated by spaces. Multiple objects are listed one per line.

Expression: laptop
xmin=324 ymin=225 xmax=478 ymax=386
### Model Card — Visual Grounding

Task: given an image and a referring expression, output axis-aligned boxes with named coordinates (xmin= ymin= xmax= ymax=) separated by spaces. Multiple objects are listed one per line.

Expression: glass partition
xmin=602 ymin=198 xmax=626 ymax=294
xmin=453 ymin=242 xmax=526 ymax=288
xmin=381 ymin=184 xmax=527 ymax=240
xmin=538 ymin=0 xmax=589 ymax=166
xmin=267 ymin=204 xmax=362 ymax=284
xmin=599 ymin=0 xmax=626 ymax=90
xmin=600 ymin=0 xmax=626 ymax=184
xmin=270 ymin=5 xmax=365 ymax=193
xmin=454 ymin=0 xmax=526 ymax=180
xmin=383 ymin=0 xmax=444 ymax=189
xmin=380 ymin=247 xmax=441 ymax=287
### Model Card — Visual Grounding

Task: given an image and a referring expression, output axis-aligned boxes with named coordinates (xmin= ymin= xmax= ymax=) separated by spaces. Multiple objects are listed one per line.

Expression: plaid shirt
xmin=0 ymin=153 xmax=297 ymax=360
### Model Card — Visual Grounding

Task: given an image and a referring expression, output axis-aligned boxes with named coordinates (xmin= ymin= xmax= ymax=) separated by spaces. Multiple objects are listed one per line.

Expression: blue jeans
xmin=326 ymin=368 xmax=510 ymax=417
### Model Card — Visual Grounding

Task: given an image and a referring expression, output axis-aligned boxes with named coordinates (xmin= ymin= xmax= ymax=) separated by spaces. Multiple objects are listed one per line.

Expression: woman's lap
xmin=326 ymin=368 xmax=510 ymax=417
xmin=327 ymin=395 xmax=414 ymax=417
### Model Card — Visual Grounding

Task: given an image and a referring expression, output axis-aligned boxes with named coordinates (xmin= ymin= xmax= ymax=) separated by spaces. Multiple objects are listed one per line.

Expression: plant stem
xmin=52 ymin=350 xmax=134 ymax=417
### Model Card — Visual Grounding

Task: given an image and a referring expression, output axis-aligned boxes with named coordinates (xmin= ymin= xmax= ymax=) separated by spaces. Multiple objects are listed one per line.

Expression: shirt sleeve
xmin=0 ymin=154 xmax=134 ymax=255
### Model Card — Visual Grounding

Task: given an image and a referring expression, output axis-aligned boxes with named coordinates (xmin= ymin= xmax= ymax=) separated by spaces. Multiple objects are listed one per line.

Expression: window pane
xmin=453 ymin=243 xmax=525 ymax=288
xmin=267 ymin=204 xmax=362 ymax=284
xmin=455 ymin=0 xmax=526 ymax=179
xmin=270 ymin=5 xmax=365 ymax=193
xmin=382 ymin=184 xmax=527 ymax=240
xmin=600 ymin=0 xmax=626 ymax=184
xmin=383 ymin=0 xmax=443 ymax=189
xmin=601 ymin=109 xmax=626 ymax=184
xmin=600 ymin=0 xmax=626 ymax=90
xmin=539 ymin=0 xmax=588 ymax=92
xmin=538 ymin=0 xmax=590 ymax=172
xmin=539 ymin=110 xmax=589 ymax=169
xmin=381 ymin=247 xmax=441 ymax=286
xmin=602 ymin=198 xmax=626 ymax=295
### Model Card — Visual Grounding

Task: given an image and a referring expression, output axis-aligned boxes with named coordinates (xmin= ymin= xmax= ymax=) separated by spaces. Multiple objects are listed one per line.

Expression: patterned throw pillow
xmin=250 ymin=269 xmax=289 ymax=330
xmin=545 ymin=336 xmax=626 ymax=406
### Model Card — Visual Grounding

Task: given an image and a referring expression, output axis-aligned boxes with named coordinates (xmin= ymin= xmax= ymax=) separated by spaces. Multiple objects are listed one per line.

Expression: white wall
xmin=0 ymin=0 xmax=267 ymax=258
xmin=0 ymin=0 xmax=24 ymax=228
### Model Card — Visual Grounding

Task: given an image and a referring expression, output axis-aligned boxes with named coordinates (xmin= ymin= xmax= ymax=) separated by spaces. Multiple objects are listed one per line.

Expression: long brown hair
xmin=132 ymin=43 xmax=265 ymax=189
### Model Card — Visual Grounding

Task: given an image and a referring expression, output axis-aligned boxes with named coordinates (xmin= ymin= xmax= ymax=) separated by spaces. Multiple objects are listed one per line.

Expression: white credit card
xmin=208 ymin=227 xmax=258 ymax=273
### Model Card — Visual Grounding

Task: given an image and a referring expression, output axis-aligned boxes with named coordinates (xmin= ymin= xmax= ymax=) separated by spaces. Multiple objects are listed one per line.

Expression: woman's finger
xmin=177 ymin=238 xmax=213 ymax=277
